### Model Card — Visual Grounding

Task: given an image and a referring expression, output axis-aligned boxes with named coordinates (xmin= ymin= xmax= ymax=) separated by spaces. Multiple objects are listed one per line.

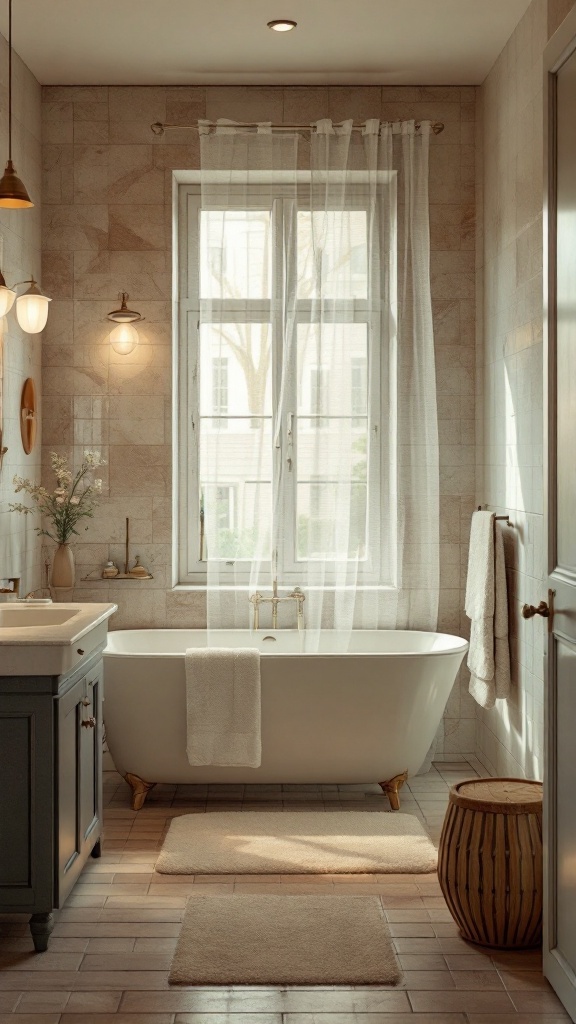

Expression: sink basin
xmin=0 ymin=607 xmax=79 ymax=628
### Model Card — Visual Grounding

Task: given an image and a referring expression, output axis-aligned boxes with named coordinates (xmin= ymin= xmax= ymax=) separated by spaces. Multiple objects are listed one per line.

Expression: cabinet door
xmin=0 ymin=695 xmax=53 ymax=911
xmin=57 ymin=660 xmax=103 ymax=905
xmin=80 ymin=662 xmax=103 ymax=849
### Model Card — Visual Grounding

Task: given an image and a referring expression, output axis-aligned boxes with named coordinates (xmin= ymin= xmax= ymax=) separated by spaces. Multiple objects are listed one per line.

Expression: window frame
xmin=176 ymin=175 xmax=396 ymax=587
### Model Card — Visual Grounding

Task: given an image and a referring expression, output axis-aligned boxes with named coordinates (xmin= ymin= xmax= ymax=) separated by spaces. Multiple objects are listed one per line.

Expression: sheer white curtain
xmin=198 ymin=119 xmax=439 ymax=640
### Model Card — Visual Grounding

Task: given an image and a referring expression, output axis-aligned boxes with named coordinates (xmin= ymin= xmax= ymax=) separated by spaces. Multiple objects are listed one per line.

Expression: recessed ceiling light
xmin=267 ymin=19 xmax=297 ymax=31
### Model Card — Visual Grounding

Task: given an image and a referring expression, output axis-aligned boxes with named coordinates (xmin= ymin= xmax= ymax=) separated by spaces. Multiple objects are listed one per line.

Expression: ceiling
xmin=2 ymin=0 xmax=532 ymax=86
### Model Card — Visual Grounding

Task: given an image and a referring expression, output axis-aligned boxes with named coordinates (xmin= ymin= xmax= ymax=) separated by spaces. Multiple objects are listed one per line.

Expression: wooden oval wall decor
xmin=20 ymin=377 xmax=37 ymax=455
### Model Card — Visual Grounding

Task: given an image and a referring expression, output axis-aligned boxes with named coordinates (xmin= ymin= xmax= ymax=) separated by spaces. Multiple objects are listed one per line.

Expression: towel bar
xmin=476 ymin=505 xmax=513 ymax=527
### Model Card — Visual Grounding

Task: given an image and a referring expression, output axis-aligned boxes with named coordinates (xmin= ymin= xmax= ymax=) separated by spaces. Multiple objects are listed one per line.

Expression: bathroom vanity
xmin=0 ymin=603 xmax=117 ymax=950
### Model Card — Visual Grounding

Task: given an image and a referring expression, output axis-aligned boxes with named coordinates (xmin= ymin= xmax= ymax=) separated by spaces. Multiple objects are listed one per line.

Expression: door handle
xmin=81 ymin=717 xmax=96 ymax=729
xmin=522 ymin=589 xmax=555 ymax=633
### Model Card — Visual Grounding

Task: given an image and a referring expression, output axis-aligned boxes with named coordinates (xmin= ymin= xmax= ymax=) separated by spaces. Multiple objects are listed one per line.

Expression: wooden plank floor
xmin=0 ymin=757 xmax=569 ymax=1023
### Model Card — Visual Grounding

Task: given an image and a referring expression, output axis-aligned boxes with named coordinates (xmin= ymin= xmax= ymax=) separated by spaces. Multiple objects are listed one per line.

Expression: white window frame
xmin=176 ymin=173 xmax=396 ymax=587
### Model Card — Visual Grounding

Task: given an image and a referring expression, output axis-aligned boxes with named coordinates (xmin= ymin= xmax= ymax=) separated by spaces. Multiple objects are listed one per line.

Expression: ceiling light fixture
xmin=0 ymin=0 xmax=33 ymax=208
xmin=106 ymin=292 xmax=144 ymax=355
xmin=267 ymin=19 xmax=297 ymax=31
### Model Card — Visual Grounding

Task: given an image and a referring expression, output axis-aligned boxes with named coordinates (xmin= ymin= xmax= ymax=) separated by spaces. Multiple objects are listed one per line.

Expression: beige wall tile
xmin=40 ymin=83 xmax=477 ymax=753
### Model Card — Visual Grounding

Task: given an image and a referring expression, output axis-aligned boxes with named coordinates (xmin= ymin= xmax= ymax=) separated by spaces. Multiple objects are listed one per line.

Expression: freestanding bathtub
xmin=104 ymin=628 xmax=468 ymax=810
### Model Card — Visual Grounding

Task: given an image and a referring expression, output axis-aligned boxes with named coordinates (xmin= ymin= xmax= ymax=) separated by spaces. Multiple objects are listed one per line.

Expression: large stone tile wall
xmin=41 ymin=85 xmax=477 ymax=753
xmin=0 ymin=39 xmax=42 ymax=594
xmin=475 ymin=0 xmax=575 ymax=778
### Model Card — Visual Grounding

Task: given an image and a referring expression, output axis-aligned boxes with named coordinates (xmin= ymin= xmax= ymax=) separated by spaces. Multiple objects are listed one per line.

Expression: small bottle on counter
xmin=101 ymin=560 xmax=119 ymax=579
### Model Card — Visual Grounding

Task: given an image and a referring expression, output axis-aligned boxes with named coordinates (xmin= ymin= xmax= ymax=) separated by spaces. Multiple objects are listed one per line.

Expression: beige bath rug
xmin=170 ymin=893 xmax=400 ymax=985
xmin=157 ymin=810 xmax=436 ymax=874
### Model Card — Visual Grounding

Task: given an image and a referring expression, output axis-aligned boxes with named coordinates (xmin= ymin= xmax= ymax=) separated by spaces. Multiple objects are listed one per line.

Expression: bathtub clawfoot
xmin=379 ymin=770 xmax=408 ymax=811
xmin=125 ymin=772 xmax=156 ymax=810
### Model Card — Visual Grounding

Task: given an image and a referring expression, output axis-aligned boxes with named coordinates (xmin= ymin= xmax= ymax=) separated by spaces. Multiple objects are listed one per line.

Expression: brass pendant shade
xmin=0 ymin=159 xmax=33 ymax=208
xmin=0 ymin=0 xmax=34 ymax=209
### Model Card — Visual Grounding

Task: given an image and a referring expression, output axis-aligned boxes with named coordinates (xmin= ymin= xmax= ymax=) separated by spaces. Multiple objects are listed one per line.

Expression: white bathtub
xmin=104 ymin=628 xmax=468 ymax=810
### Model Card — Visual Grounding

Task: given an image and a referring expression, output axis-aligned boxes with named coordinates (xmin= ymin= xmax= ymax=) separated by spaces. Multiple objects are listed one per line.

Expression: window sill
xmin=172 ymin=583 xmax=398 ymax=593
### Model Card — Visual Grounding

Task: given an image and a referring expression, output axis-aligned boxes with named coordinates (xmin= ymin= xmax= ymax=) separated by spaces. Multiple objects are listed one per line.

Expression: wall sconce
xmin=0 ymin=271 xmax=50 ymax=333
xmin=106 ymin=292 xmax=143 ymax=355
xmin=15 ymin=279 xmax=51 ymax=333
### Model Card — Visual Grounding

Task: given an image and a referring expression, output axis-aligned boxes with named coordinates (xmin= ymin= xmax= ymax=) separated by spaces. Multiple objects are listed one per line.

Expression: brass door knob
xmin=81 ymin=717 xmax=96 ymax=729
xmin=522 ymin=600 xmax=550 ymax=619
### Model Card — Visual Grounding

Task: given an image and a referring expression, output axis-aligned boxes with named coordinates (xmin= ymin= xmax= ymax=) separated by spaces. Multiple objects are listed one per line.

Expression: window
xmin=177 ymin=179 xmax=394 ymax=585
xmin=308 ymin=366 xmax=329 ymax=429
xmin=351 ymin=356 xmax=367 ymax=426
xmin=211 ymin=356 xmax=228 ymax=427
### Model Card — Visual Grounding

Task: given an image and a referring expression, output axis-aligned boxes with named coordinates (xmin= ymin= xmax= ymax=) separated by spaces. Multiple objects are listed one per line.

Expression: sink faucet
xmin=249 ymin=581 xmax=305 ymax=630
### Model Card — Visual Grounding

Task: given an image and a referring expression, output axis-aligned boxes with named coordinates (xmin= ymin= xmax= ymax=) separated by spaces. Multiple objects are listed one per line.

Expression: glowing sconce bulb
xmin=15 ymin=279 xmax=51 ymax=333
xmin=0 ymin=282 xmax=16 ymax=317
xmin=106 ymin=292 xmax=144 ymax=355
xmin=110 ymin=321 xmax=139 ymax=355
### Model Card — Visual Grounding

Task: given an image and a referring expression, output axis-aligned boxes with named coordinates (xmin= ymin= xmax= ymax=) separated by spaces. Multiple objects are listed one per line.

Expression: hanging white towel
xmin=185 ymin=648 xmax=261 ymax=767
xmin=465 ymin=511 xmax=511 ymax=710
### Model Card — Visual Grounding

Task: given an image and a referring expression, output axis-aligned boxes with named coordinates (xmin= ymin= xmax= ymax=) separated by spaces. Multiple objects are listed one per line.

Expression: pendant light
xmin=0 ymin=0 xmax=33 ymax=208
xmin=107 ymin=292 xmax=143 ymax=355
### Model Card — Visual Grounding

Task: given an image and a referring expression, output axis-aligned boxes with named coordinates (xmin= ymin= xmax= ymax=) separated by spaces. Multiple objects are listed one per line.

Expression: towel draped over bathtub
xmin=465 ymin=510 xmax=510 ymax=710
xmin=185 ymin=648 xmax=261 ymax=767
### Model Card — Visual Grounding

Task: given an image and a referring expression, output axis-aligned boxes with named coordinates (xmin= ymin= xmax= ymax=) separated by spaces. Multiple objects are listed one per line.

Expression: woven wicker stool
xmin=438 ymin=778 xmax=543 ymax=949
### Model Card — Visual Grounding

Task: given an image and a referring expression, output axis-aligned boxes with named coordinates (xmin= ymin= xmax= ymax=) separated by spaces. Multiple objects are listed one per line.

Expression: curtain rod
xmin=151 ymin=120 xmax=444 ymax=136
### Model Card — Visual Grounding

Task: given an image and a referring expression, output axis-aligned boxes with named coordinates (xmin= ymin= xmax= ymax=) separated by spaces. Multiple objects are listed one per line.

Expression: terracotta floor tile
xmin=12 ymin=991 xmax=70 ymax=1012
xmin=0 ymin=952 xmax=83 ymax=972
xmin=283 ymin=1016 xmax=466 ymax=1024
xmin=121 ymin=990 xmax=411 ymax=1013
xmin=133 ymin=937 xmax=178 ymax=953
xmin=175 ymin=1016 xmax=281 ymax=1024
xmin=63 ymin=992 xmax=122 ymax=1013
xmin=510 ymin=991 xmax=570 ymax=1013
xmin=0 ymin=998 xmax=19 ymax=1014
xmin=71 ymin=971 xmax=170 ymax=990
xmin=467 ymin=1016 xmax=571 ymax=1023
xmin=397 ymin=953 xmax=448 ymax=971
xmin=0 ymin=1014 xmax=61 ymax=1023
xmin=445 ymin=953 xmax=498 ymax=970
xmin=408 ymin=989 xmax=516 ymax=1012
xmin=388 ymin=923 xmax=436 ymax=937
xmin=450 ymin=969 xmax=507 ymax=989
xmin=61 ymin=1016 xmax=174 ymax=1024
xmin=384 ymin=909 xmax=431 ymax=922
xmin=79 ymin=953 xmax=172 ymax=971
xmin=85 ymin=938 xmax=135 ymax=953
xmin=60 ymin=1016 xmax=174 ymax=1024
xmin=399 ymin=969 xmax=455 ymax=989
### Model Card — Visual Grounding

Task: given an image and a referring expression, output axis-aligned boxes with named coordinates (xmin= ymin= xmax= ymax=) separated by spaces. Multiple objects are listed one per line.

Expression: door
xmin=544 ymin=11 xmax=576 ymax=1020
xmin=57 ymin=659 xmax=103 ymax=905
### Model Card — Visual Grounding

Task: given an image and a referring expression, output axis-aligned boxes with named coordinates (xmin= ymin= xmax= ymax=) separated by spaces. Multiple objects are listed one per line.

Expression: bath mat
xmin=170 ymin=893 xmax=400 ymax=985
xmin=157 ymin=810 xmax=436 ymax=874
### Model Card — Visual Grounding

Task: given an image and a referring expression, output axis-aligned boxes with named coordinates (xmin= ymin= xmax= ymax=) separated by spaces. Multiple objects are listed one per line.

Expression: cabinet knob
xmin=77 ymin=648 xmax=84 ymax=656
xmin=81 ymin=717 xmax=96 ymax=729
xmin=81 ymin=699 xmax=90 ymax=707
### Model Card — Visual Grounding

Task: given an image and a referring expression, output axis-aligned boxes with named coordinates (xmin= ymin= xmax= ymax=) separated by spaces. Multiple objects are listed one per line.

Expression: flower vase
xmin=51 ymin=543 xmax=75 ymax=601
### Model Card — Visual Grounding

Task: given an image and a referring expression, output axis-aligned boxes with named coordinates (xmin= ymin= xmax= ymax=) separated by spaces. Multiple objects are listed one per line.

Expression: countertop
xmin=0 ymin=603 xmax=118 ymax=647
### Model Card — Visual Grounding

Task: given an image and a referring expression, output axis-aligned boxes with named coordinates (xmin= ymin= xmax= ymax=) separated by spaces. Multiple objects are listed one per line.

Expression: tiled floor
xmin=0 ymin=756 xmax=570 ymax=1023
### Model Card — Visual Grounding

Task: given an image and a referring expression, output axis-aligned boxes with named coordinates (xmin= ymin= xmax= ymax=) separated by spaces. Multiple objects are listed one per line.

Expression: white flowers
xmin=10 ymin=451 xmax=106 ymax=545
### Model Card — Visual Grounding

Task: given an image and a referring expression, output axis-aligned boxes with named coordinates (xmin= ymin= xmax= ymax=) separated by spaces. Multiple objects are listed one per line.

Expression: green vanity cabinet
xmin=0 ymin=646 xmax=104 ymax=951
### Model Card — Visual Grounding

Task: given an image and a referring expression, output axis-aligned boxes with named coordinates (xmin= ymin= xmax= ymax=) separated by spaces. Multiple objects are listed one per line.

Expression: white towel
xmin=465 ymin=511 xmax=511 ymax=710
xmin=185 ymin=648 xmax=261 ymax=767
